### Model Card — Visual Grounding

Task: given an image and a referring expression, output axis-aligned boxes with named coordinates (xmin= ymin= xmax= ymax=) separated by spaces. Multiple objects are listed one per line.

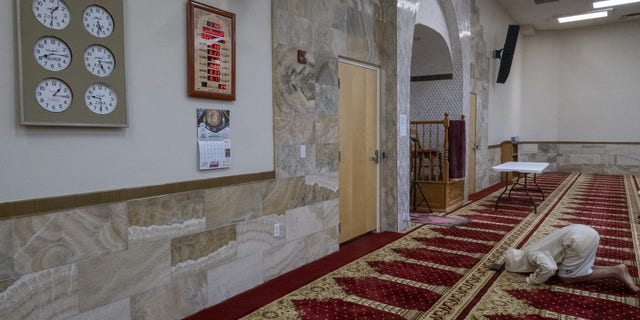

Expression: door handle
xmin=371 ymin=150 xmax=379 ymax=164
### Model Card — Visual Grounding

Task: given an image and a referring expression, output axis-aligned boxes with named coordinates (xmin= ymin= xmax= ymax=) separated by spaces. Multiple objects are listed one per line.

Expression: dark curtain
xmin=448 ymin=120 xmax=466 ymax=179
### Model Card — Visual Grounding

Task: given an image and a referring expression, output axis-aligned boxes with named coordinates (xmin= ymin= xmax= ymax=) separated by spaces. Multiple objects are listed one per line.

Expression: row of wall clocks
xmin=17 ymin=0 xmax=127 ymax=127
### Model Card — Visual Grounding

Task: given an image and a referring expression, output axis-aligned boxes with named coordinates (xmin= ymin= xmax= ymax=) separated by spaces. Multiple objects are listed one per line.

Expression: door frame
xmin=468 ymin=92 xmax=477 ymax=195
xmin=338 ymin=57 xmax=381 ymax=233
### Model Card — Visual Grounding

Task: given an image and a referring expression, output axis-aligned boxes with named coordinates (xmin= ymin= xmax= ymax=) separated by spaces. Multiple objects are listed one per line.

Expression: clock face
xmin=33 ymin=36 xmax=71 ymax=72
xmin=32 ymin=0 xmax=70 ymax=30
xmin=84 ymin=45 xmax=115 ymax=77
xmin=85 ymin=83 xmax=117 ymax=114
xmin=35 ymin=78 xmax=72 ymax=112
xmin=82 ymin=5 xmax=114 ymax=38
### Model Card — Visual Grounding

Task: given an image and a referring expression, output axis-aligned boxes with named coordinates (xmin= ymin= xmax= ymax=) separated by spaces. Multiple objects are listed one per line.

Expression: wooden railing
xmin=410 ymin=113 xmax=464 ymax=183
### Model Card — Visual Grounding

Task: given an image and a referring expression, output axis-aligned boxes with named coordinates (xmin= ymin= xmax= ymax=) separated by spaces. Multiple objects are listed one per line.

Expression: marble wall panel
xmin=272 ymin=8 xmax=289 ymax=46
xmin=285 ymin=203 xmax=324 ymax=241
xmin=284 ymin=0 xmax=312 ymax=21
xmin=302 ymin=226 xmax=339 ymax=262
xmin=12 ymin=203 xmax=127 ymax=274
xmin=273 ymin=44 xmax=316 ymax=116
xmin=0 ymin=220 xmax=15 ymax=281
xmin=276 ymin=144 xmax=317 ymax=178
xmin=77 ymin=239 xmax=170 ymax=312
xmin=262 ymin=177 xmax=306 ymax=215
xmin=518 ymin=143 xmax=640 ymax=175
xmin=347 ymin=0 xmax=384 ymax=20
xmin=127 ymin=191 xmax=204 ymax=242
xmin=0 ymin=264 xmax=78 ymax=320
xmin=67 ymin=298 xmax=131 ymax=320
xmin=314 ymin=53 xmax=338 ymax=87
xmin=204 ymin=183 xmax=263 ymax=229
xmin=303 ymin=174 xmax=338 ymax=205
xmin=263 ymin=227 xmax=339 ymax=282
xmin=315 ymin=115 xmax=338 ymax=144
xmin=313 ymin=24 xmax=340 ymax=56
xmin=310 ymin=0 xmax=347 ymax=30
xmin=315 ymin=84 xmax=339 ymax=115
xmin=315 ymin=143 xmax=339 ymax=173
xmin=207 ymin=254 xmax=264 ymax=307
xmin=131 ymin=270 xmax=207 ymax=320
xmin=323 ymin=198 xmax=340 ymax=229
xmin=236 ymin=214 xmax=286 ymax=258
xmin=262 ymin=237 xmax=307 ymax=281
xmin=273 ymin=114 xmax=316 ymax=146
xmin=171 ymin=225 xmax=236 ymax=273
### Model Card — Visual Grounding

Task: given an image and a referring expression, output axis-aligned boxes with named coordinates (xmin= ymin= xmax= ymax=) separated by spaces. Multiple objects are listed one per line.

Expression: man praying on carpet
xmin=503 ymin=224 xmax=639 ymax=293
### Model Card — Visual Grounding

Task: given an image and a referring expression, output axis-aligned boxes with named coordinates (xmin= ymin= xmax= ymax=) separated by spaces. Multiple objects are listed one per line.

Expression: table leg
xmin=494 ymin=173 xmax=510 ymax=210
xmin=521 ymin=174 xmax=537 ymax=213
xmin=533 ymin=173 xmax=544 ymax=200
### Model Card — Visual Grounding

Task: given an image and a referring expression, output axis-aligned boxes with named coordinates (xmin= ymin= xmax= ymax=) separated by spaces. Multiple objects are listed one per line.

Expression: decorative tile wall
xmin=519 ymin=143 xmax=640 ymax=175
xmin=0 ymin=177 xmax=339 ymax=319
xmin=272 ymin=0 xmax=403 ymax=232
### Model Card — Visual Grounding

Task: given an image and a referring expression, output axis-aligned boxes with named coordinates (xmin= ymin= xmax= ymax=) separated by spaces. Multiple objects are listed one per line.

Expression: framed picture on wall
xmin=187 ymin=1 xmax=236 ymax=101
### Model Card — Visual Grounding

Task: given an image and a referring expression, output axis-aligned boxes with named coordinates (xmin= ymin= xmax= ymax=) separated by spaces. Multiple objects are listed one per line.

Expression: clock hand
xmin=98 ymin=60 xmax=106 ymax=72
xmin=49 ymin=6 xmax=60 ymax=27
xmin=41 ymin=53 xmax=69 ymax=58
xmin=52 ymin=88 xmax=62 ymax=96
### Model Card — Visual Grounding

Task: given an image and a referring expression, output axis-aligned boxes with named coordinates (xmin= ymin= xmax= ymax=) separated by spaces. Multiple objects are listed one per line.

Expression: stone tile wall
xmin=518 ymin=143 xmax=640 ymax=175
xmin=0 ymin=177 xmax=338 ymax=320
xmin=272 ymin=0 xmax=404 ymax=231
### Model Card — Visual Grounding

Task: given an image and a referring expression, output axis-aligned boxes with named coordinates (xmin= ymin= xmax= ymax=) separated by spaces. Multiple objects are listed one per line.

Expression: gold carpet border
xmin=625 ymin=175 xmax=640 ymax=283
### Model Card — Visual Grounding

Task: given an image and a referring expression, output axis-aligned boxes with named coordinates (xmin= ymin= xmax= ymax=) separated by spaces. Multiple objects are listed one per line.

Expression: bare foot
xmin=617 ymin=264 xmax=640 ymax=293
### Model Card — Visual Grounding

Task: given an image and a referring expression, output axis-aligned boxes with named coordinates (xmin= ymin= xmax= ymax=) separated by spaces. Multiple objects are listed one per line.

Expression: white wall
xmin=476 ymin=0 xmax=523 ymax=145
xmin=521 ymin=20 xmax=640 ymax=142
xmin=0 ymin=0 xmax=273 ymax=202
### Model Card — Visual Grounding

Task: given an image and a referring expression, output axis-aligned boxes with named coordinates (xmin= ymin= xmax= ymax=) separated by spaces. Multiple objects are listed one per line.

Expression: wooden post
xmin=443 ymin=113 xmax=450 ymax=184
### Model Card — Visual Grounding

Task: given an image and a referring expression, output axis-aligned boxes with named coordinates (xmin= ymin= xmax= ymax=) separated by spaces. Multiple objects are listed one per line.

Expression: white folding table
xmin=492 ymin=161 xmax=549 ymax=213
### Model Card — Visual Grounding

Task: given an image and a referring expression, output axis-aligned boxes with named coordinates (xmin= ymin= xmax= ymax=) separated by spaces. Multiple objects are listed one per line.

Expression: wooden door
xmin=338 ymin=61 xmax=378 ymax=243
xmin=468 ymin=93 xmax=477 ymax=194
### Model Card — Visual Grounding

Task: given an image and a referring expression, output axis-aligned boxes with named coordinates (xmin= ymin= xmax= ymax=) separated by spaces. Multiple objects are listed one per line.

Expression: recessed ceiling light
xmin=557 ymin=10 xmax=609 ymax=23
xmin=593 ymin=0 xmax=640 ymax=9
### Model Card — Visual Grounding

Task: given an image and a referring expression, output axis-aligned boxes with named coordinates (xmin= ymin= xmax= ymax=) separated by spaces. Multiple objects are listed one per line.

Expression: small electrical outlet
xmin=300 ymin=145 xmax=306 ymax=159
xmin=273 ymin=223 xmax=280 ymax=237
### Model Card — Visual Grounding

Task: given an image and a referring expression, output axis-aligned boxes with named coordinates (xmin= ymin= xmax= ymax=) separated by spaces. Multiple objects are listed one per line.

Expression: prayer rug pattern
xmin=242 ymin=173 xmax=640 ymax=319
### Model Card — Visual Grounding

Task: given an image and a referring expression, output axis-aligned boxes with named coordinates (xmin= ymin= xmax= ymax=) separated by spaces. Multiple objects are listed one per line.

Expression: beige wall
xmin=0 ymin=0 xmax=274 ymax=203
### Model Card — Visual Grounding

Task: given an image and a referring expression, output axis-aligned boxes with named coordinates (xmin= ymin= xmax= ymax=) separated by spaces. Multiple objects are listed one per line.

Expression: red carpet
xmin=185 ymin=231 xmax=405 ymax=320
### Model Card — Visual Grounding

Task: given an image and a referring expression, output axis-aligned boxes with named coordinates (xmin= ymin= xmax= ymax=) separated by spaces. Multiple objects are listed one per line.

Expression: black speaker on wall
xmin=494 ymin=24 xmax=520 ymax=84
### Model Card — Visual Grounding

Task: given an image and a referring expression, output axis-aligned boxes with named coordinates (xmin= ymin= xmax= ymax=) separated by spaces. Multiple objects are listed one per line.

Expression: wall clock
xmin=187 ymin=0 xmax=236 ymax=101
xmin=32 ymin=0 xmax=71 ymax=30
xmin=33 ymin=36 xmax=72 ymax=71
xmin=83 ymin=45 xmax=115 ymax=77
xmin=35 ymin=78 xmax=72 ymax=112
xmin=17 ymin=0 xmax=127 ymax=127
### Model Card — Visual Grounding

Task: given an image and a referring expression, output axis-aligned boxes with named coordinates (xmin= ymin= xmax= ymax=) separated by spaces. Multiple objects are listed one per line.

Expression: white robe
xmin=503 ymin=224 xmax=600 ymax=284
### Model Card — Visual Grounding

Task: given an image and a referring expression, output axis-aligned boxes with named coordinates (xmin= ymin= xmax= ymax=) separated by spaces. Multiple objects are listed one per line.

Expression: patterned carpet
xmin=242 ymin=173 xmax=640 ymax=319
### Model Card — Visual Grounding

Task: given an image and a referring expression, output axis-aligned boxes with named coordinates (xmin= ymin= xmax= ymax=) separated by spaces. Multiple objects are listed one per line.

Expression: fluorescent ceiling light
xmin=593 ymin=0 xmax=640 ymax=9
xmin=557 ymin=10 xmax=609 ymax=23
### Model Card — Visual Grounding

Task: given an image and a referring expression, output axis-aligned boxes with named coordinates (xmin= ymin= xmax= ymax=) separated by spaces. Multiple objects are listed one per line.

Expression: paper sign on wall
xmin=197 ymin=108 xmax=230 ymax=170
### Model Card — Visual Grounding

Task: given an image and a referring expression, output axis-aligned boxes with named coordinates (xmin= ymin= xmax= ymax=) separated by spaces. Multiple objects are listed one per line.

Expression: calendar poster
xmin=197 ymin=108 xmax=230 ymax=170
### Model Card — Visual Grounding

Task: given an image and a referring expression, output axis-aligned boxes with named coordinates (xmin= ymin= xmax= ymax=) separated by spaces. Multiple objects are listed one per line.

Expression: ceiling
xmin=494 ymin=0 xmax=640 ymax=32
